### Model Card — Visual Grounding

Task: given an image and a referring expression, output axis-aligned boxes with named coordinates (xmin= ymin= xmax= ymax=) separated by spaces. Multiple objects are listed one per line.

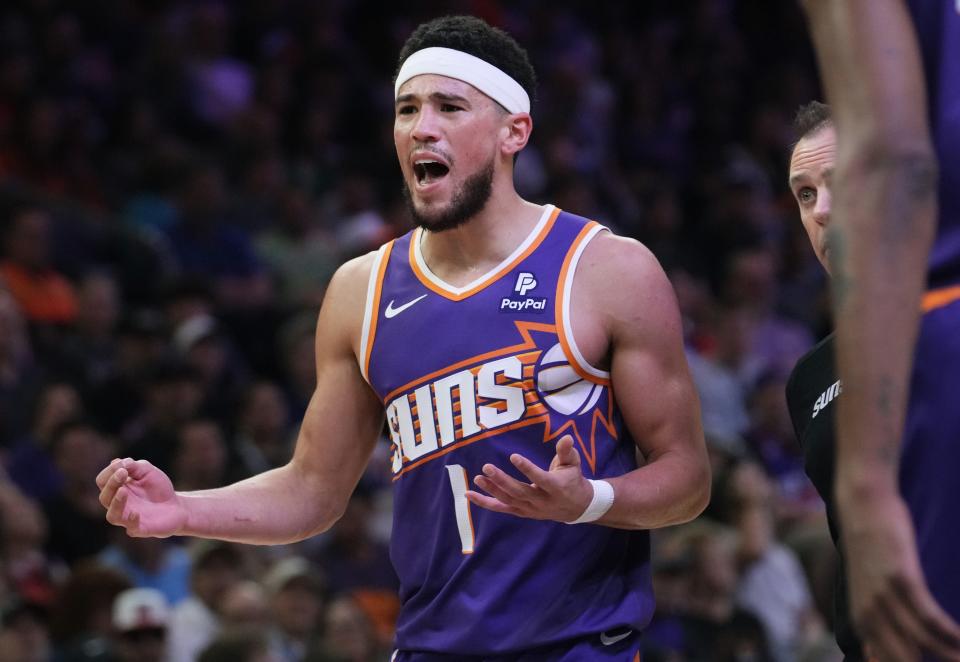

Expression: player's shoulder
xmin=582 ymin=230 xmax=659 ymax=270
xmin=327 ymin=247 xmax=386 ymax=298
xmin=577 ymin=229 xmax=671 ymax=300
xmin=319 ymin=247 xmax=387 ymax=339
xmin=570 ymin=228 xmax=680 ymax=336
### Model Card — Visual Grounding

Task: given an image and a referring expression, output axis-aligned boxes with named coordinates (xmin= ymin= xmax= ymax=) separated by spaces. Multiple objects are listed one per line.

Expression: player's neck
xmin=419 ymin=189 xmax=544 ymax=286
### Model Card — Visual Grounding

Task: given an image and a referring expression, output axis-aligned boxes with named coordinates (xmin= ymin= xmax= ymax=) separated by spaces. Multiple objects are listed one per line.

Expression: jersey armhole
xmin=358 ymin=241 xmax=394 ymax=384
xmin=555 ymin=222 xmax=612 ymax=386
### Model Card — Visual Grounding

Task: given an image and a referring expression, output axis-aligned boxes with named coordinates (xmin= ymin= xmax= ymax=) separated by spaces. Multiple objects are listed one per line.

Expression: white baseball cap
xmin=112 ymin=588 xmax=170 ymax=632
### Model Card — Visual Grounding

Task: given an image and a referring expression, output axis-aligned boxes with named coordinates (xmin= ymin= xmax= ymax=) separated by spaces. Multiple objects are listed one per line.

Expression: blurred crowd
xmin=0 ymin=1 xmax=841 ymax=661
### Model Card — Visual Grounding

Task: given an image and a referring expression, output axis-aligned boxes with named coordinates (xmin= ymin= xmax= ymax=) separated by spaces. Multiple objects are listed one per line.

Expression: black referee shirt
xmin=785 ymin=332 xmax=863 ymax=661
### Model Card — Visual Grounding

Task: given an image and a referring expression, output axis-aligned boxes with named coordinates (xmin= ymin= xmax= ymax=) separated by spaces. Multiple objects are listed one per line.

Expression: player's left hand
xmin=465 ymin=435 xmax=595 ymax=523
xmin=840 ymin=489 xmax=960 ymax=662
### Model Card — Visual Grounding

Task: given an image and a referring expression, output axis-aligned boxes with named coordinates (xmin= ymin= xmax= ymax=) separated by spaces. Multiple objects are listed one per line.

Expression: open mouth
xmin=413 ymin=160 xmax=450 ymax=186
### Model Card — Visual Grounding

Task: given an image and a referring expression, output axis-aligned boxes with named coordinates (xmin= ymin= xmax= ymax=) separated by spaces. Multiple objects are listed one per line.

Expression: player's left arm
xmin=584 ymin=234 xmax=710 ymax=529
xmin=467 ymin=233 xmax=710 ymax=529
xmin=804 ymin=0 xmax=937 ymax=515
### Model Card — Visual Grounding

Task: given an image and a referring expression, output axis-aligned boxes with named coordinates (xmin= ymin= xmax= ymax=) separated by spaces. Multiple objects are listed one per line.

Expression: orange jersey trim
xmin=363 ymin=241 xmax=395 ymax=380
xmin=555 ymin=222 xmax=611 ymax=386
xmin=922 ymin=284 xmax=960 ymax=313
xmin=408 ymin=207 xmax=561 ymax=301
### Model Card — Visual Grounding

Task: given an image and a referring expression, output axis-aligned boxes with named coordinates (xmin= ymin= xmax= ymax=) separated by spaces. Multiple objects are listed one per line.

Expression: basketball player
xmin=785 ymin=100 xmax=862 ymax=660
xmin=96 ymin=16 xmax=710 ymax=660
xmin=803 ymin=1 xmax=960 ymax=661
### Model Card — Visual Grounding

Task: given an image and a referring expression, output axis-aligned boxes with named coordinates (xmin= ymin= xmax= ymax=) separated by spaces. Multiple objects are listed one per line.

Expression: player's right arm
xmin=96 ymin=254 xmax=385 ymax=544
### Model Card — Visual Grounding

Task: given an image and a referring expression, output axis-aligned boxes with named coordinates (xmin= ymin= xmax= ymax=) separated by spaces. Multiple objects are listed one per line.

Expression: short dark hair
xmin=395 ymin=15 xmax=537 ymax=110
xmin=792 ymin=101 xmax=832 ymax=142
xmin=49 ymin=417 xmax=98 ymax=457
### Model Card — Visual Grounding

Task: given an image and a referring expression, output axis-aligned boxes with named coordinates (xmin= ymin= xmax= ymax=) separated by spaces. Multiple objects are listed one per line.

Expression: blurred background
xmin=0 ymin=1 xmax=840 ymax=660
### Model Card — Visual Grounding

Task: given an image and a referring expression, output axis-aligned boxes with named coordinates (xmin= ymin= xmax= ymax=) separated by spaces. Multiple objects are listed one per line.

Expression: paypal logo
xmin=501 ymin=272 xmax=547 ymax=313
xmin=515 ymin=272 xmax=538 ymax=296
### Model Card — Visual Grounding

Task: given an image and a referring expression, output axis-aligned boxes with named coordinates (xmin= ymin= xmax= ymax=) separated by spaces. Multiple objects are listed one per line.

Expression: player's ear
xmin=500 ymin=112 xmax=532 ymax=159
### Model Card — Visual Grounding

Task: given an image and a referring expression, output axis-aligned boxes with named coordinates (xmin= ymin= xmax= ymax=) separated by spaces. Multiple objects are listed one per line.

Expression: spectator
xmin=276 ymin=313 xmax=316 ymax=420
xmin=170 ymin=418 xmax=231 ymax=492
xmin=183 ymin=4 xmax=254 ymax=127
xmin=679 ymin=527 xmax=773 ymax=662
xmin=313 ymin=489 xmax=398 ymax=648
xmin=314 ymin=595 xmax=381 ymax=662
xmin=110 ymin=588 xmax=170 ymax=662
xmin=0 ymin=289 xmax=37 ymax=445
xmin=686 ymin=305 xmax=753 ymax=449
xmin=171 ymin=313 xmax=249 ymax=424
xmin=255 ymin=186 xmax=340 ymax=309
xmin=262 ymin=556 xmax=327 ymax=662
xmin=0 ymin=481 xmax=61 ymax=609
xmin=165 ymin=162 xmax=271 ymax=310
xmin=98 ymin=534 xmax=192 ymax=606
xmin=718 ymin=244 xmax=814 ymax=386
xmin=123 ymin=361 xmax=204 ymax=473
xmin=167 ymin=541 xmax=246 ymax=662
xmin=87 ymin=308 xmax=167 ymax=436
xmin=0 ymin=597 xmax=51 ymax=662
xmin=6 ymin=380 xmax=83 ymax=502
xmin=218 ymin=580 xmax=271 ymax=631
xmin=198 ymin=630 xmax=275 ymax=662
xmin=58 ymin=271 xmax=122 ymax=389
xmin=42 ymin=419 xmax=115 ymax=565
xmin=745 ymin=372 xmax=822 ymax=525
xmin=722 ymin=461 xmax=830 ymax=661
xmin=233 ymin=380 xmax=294 ymax=477
xmin=49 ymin=562 xmax=131 ymax=661
xmin=0 ymin=207 xmax=77 ymax=325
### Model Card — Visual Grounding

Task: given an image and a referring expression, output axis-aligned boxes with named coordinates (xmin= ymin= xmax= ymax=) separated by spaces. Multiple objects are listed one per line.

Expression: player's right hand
xmin=96 ymin=458 xmax=187 ymax=538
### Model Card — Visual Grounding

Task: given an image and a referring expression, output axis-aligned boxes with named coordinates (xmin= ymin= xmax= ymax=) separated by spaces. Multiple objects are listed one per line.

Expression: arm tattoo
xmin=877 ymin=376 xmax=901 ymax=467
xmin=828 ymin=225 xmax=852 ymax=310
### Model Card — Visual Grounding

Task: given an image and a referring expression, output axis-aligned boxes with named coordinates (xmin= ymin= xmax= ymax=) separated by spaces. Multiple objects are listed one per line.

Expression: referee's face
xmin=788 ymin=125 xmax=836 ymax=274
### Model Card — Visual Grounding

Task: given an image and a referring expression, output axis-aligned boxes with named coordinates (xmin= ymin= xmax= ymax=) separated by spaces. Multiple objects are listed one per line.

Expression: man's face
xmin=788 ymin=125 xmax=836 ymax=273
xmin=394 ymin=74 xmax=503 ymax=232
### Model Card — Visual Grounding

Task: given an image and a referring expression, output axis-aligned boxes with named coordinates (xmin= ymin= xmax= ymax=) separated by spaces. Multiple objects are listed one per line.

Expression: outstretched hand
xmin=840 ymin=491 xmax=960 ymax=662
xmin=465 ymin=435 xmax=595 ymax=523
xmin=96 ymin=458 xmax=187 ymax=538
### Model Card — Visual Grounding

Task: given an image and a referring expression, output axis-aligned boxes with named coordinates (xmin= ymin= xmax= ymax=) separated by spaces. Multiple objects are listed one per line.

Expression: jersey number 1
xmin=445 ymin=465 xmax=475 ymax=554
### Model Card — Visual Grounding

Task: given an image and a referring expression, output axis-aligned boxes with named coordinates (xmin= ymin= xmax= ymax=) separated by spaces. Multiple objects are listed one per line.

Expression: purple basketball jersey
xmin=902 ymin=2 xmax=960 ymax=632
xmin=358 ymin=206 xmax=653 ymax=655
xmin=907 ymin=0 xmax=960 ymax=287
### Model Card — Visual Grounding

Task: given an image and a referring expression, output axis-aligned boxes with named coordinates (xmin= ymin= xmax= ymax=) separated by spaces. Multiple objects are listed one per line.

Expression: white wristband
xmin=566 ymin=479 xmax=615 ymax=524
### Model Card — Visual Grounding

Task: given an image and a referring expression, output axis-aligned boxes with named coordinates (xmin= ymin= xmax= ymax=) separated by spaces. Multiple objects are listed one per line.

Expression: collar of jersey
xmin=410 ymin=204 xmax=560 ymax=301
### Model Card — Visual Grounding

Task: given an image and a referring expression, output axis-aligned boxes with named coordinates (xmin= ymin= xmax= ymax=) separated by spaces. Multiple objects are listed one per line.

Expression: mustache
xmin=409 ymin=144 xmax=454 ymax=165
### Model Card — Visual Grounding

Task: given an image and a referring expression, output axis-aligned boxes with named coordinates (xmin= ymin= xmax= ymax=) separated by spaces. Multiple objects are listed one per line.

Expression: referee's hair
xmin=792 ymin=101 xmax=832 ymax=143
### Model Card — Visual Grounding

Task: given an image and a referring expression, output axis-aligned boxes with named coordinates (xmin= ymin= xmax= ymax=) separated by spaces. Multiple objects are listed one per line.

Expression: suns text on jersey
xmin=386 ymin=354 xmax=548 ymax=476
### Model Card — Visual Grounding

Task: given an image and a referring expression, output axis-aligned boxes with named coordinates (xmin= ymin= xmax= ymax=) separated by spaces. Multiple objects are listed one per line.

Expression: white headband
xmin=394 ymin=46 xmax=530 ymax=114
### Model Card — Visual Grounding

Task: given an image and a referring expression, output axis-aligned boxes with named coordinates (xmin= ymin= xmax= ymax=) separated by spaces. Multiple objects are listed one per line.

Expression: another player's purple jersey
xmin=358 ymin=206 xmax=653 ymax=655
xmin=908 ymin=0 xmax=960 ymax=287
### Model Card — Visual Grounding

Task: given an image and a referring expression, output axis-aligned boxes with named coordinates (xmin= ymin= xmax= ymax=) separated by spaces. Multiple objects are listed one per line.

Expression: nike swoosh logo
xmin=384 ymin=294 xmax=428 ymax=319
xmin=599 ymin=629 xmax=633 ymax=646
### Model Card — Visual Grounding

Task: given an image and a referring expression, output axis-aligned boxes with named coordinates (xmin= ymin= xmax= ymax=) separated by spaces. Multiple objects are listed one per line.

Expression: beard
xmin=403 ymin=157 xmax=494 ymax=233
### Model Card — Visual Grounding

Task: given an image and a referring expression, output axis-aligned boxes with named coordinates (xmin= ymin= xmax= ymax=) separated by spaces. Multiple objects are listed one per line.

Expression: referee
xmin=784 ymin=101 xmax=864 ymax=662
